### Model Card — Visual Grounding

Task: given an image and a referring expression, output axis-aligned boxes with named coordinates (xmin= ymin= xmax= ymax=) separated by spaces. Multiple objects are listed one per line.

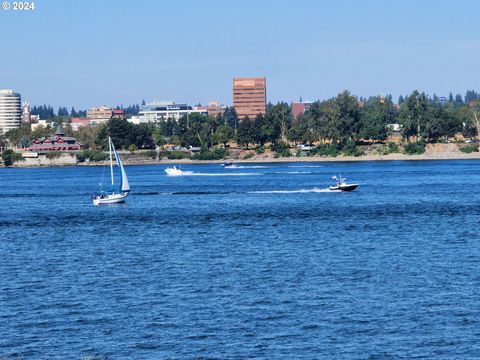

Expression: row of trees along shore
xmin=4 ymin=90 xmax=480 ymax=159
xmin=30 ymin=104 xmax=142 ymax=119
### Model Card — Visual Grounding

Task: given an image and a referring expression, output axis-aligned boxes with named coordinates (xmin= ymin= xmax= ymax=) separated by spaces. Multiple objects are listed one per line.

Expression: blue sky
xmin=1 ymin=0 xmax=479 ymax=109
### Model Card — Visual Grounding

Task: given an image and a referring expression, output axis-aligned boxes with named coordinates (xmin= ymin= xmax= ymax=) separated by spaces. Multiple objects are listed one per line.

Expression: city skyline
xmin=1 ymin=0 xmax=480 ymax=108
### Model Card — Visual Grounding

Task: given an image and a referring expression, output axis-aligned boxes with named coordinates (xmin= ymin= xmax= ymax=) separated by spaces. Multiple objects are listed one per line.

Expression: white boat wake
xmin=191 ymin=172 xmax=263 ymax=176
xmin=224 ymin=165 xmax=269 ymax=169
xmin=165 ymin=170 xmax=194 ymax=176
xmin=287 ymin=165 xmax=323 ymax=168
xmin=167 ymin=171 xmax=262 ymax=177
xmin=250 ymin=187 xmax=339 ymax=194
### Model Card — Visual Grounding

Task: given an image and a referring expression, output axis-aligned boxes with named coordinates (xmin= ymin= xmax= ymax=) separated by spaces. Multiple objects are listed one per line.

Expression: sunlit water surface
xmin=1 ymin=160 xmax=479 ymax=359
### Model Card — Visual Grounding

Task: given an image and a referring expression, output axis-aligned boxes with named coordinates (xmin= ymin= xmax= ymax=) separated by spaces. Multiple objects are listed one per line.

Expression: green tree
xmin=2 ymin=149 xmax=23 ymax=166
xmin=423 ymin=103 xmax=462 ymax=141
xmin=128 ymin=144 xmax=138 ymax=153
xmin=213 ymin=124 xmax=234 ymax=146
xmin=465 ymin=103 xmax=480 ymax=142
xmin=334 ymin=90 xmax=362 ymax=143
xmin=97 ymin=118 xmax=133 ymax=149
xmin=360 ymin=96 xmax=397 ymax=141
xmin=74 ymin=125 xmax=102 ymax=149
xmin=237 ymin=117 xmax=256 ymax=149
xmin=223 ymin=107 xmax=239 ymax=131
xmin=253 ymin=114 xmax=268 ymax=145
xmin=132 ymin=123 xmax=154 ymax=148
xmin=266 ymin=102 xmax=292 ymax=144
xmin=454 ymin=94 xmax=463 ymax=105
xmin=177 ymin=113 xmax=212 ymax=148
xmin=4 ymin=124 xmax=31 ymax=146
xmin=399 ymin=90 xmax=430 ymax=141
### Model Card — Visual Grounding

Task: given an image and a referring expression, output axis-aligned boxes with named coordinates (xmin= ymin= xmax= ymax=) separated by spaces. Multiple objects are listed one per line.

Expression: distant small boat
xmin=221 ymin=162 xmax=234 ymax=167
xmin=93 ymin=137 xmax=130 ymax=205
xmin=165 ymin=166 xmax=184 ymax=176
xmin=329 ymin=174 xmax=358 ymax=192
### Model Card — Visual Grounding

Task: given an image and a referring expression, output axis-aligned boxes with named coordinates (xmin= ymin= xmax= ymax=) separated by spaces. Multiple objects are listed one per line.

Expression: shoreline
xmin=80 ymin=152 xmax=480 ymax=166
xmin=4 ymin=151 xmax=480 ymax=168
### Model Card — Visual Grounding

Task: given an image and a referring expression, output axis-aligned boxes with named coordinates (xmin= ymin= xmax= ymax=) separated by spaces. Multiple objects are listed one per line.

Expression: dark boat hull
xmin=329 ymin=184 xmax=358 ymax=191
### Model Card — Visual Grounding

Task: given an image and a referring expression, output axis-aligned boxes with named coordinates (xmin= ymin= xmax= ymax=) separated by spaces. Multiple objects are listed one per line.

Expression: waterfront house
xmin=27 ymin=124 xmax=81 ymax=152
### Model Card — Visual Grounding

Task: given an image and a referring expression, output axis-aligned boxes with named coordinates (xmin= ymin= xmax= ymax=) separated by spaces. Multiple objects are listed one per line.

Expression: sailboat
xmin=92 ymin=136 xmax=131 ymax=205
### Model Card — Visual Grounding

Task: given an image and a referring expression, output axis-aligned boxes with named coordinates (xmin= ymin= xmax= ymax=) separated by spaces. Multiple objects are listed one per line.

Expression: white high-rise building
xmin=0 ymin=89 xmax=22 ymax=133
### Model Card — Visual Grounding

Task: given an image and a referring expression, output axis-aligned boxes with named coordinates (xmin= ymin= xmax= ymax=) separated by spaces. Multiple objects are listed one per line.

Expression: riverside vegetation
xmin=2 ymin=90 xmax=480 ymax=164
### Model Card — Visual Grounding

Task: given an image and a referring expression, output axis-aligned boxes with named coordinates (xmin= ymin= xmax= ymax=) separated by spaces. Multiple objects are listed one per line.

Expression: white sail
xmin=109 ymin=137 xmax=114 ymax=185
xmin=113 ymin=146 xmax=130 ymax=192
xmin=93 ymin=137 xmax=130 ymax=204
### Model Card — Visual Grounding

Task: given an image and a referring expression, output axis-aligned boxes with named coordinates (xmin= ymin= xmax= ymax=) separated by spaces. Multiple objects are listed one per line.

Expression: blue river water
xmin=0 ymin=160 xmax=479 ymax=359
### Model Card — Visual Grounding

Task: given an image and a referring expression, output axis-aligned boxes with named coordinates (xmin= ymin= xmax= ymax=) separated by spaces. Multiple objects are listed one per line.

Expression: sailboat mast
xmin=109 ymin=137 xmax=114 ymax=186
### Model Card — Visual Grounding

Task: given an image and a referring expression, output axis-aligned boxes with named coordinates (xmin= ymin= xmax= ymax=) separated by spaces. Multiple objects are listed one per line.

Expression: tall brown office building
xmin=233 ymin=77 xmax=267 ymax=119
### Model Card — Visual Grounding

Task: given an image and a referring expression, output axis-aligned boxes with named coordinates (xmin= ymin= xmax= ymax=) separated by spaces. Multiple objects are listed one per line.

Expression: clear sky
xmin=1 ymin=0 xmax=479 ymax=109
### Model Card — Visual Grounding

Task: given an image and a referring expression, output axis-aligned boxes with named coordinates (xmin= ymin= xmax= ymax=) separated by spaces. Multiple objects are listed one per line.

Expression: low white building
xmin=31 ymin=119 xmax=50 ymax=131
xmin=387 ymin=123 xmax=401 ymax=132
xmin=129 ymin=101 xmax=208 ymax=124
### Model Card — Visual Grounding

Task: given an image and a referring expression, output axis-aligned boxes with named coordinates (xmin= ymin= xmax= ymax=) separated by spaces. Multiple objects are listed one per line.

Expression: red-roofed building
xmin=71 ymin=117 xmax=91 ymax=131
xmin=291 ymin=100 xmax=313 ymax=119
xmin=112 ymin=109 xmax=125 ymax=118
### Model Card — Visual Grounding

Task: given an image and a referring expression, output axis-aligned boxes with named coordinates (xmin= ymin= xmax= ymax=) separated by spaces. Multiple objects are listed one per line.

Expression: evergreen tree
xmin=399 ymin=90 xmax=430 ymax=140
xmin=58 ymin=106 xmax=69 ymax=116
xmin=266 ymin=102 xmax=292 ymax=144
xmin=465 ymin=90 xmax=478 ymax=104
xmin=360 ymin=96 xmax=396 ymax=141
xmin=223 ymin=107 xmax=239 ymax=130
xmin=237 ymin=117 xmax=256 ymax=149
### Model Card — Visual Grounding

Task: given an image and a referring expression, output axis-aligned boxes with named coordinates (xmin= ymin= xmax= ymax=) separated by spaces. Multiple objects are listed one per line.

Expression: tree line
xmin=93 ymin=89 xmax=480 ymax=151
xmin=29 ymin=103 xmax=142 ymax=119
xmin=5 ymin=90 xmax=480 ymax=155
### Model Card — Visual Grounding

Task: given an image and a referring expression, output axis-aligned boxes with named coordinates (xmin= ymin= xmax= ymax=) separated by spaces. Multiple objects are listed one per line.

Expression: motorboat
xmin=221 ymin=161 xmax=234 ymax=167
xmin=329 ymin=174 xmax=358 ymax=192
xmin=93 ymin=137 xmax=130 ymax=205
xmin=165 ymin=166 xmax=184 ymax=176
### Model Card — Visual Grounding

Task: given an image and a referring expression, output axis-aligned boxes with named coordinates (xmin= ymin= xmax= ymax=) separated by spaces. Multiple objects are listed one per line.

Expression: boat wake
xmin=195 ymin=172 xmax=263 ymax=176
xmin=224 ymin=165 xmax=269 ymax=169
xmin=168 ymin=172 xmax=262 ymax=177
xmin=133 ymin=191 xmax=173 ymax=196
xmin=134 ymin=188 xmax=341 ymax=196
xmin=250 ymin=187 xmax=338 ymax=194
xmin=165 ymin=170 xmax=194 ymax=176
xmin=287 ymin=165 xmax=323 ymax=168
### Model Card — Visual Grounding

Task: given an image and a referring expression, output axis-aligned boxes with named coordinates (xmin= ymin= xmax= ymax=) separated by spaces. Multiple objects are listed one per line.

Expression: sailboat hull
xmin=93 ymin=192 xmax=129 ymax=205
